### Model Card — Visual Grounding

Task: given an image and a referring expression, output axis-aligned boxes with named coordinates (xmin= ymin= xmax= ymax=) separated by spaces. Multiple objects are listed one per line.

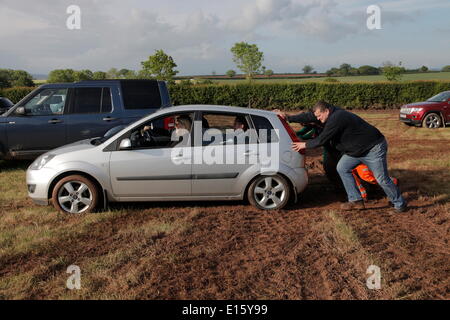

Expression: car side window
xmin=199 ymin=113 xmax=256 ymax=146
xmin=71 ymin=87 xmax=112 ymax=114
xmin=250 ymin=115 xmax=279 ymax=143
xmin=22 ymin=88 xmax=68 ymax=116
xmin=126 ymin=113 xmax=194 ymax=150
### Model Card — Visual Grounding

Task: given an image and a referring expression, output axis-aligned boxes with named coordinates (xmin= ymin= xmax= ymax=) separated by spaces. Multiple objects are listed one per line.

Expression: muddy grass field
xmin=0 ymin=110 xmax=449 ymax=300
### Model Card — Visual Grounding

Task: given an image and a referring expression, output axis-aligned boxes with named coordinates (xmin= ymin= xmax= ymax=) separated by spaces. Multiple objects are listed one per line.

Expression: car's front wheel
xmin=248 ymin=174 xmax=291 ymax=210
xmin=422 ymin=113 xmax=442 ymax=129
xmin=52 ymin=175 xmax=99 ymax=214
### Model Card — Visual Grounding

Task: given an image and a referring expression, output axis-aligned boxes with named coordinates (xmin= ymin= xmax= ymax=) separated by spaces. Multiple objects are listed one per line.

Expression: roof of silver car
xmin=153 ymin=104 xmax=278 ymax=117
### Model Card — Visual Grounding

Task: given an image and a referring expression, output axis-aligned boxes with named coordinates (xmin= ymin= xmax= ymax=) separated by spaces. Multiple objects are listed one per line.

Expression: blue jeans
xmin=336 ymin=138 xmax=406 ymax=209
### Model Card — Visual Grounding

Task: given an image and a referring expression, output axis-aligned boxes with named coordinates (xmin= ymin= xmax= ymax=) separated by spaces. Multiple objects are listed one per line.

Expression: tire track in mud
xmin=338 ymin=202 xmax=450 ymax=299
xmin=119 ymin=204 xmax=382 ymax=300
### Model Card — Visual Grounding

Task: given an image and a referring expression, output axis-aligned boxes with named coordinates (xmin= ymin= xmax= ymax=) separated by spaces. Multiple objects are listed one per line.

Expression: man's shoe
xmin=392 ymin=204 xmax=408 ymax=213
xmin=340 ymin=200 xmax=365 ymax=211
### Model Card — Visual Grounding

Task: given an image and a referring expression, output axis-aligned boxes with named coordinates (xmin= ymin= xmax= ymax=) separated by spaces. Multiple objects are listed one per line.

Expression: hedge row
xmin=2 ymin=81 xmax=450 ymax=110
xmin=169 ymin=81 xmax=450 ymax=110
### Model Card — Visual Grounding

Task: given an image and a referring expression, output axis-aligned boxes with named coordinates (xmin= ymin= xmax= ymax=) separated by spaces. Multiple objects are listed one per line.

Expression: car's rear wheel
xmin=248 ymin=174 xmax=290 ymax=210
xmin=423 ymin=113 xmax=442 ymax=129
xmin=52 ymin=175 xmax=99 ymax=214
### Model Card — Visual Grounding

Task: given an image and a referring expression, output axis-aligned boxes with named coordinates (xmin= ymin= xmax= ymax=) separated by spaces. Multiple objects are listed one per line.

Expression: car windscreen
xmin=427 ymin=92 xmax=450 ymax=102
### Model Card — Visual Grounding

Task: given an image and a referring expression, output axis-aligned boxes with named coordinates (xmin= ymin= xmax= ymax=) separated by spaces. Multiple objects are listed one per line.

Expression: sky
xmin=0 ymin=0 xmax=449 ymax=76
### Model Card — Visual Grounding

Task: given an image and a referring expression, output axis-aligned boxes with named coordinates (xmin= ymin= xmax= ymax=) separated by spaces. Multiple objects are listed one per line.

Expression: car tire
xmin=52 ymin=175 xmax=99 ymax=214
xmin=422 ymin=113 xmax=442 ymax=129
xmin=248 ymin=174 xmax=291 ymax=210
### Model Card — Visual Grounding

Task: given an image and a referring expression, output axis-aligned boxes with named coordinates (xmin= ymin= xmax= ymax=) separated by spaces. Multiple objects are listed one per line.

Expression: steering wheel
xmin=142 ymin=130 xmax=155 ymax=144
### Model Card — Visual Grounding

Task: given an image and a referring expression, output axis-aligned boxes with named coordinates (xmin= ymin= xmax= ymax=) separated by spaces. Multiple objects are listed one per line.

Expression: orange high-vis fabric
xmin=352 ymin=164 xmax=398 ymax=199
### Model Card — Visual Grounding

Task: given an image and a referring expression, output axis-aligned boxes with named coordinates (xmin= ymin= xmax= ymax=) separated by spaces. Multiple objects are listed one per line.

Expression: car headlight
xmin=30 ymin=154 xmax=55 ymax=170
xmin=410 ymin=107 xmax=423 ymax=113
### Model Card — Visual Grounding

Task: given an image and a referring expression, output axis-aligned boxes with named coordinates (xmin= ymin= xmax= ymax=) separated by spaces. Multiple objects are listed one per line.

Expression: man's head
xmin=234 ymin=116 xmax=248 ymax=131
xmin=312 ymin=100 xmax=333 ymax=123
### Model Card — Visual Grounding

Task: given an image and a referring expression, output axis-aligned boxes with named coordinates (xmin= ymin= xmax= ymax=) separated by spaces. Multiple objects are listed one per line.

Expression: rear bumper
xmin=287 ymin=167 xmax=308 ymax=194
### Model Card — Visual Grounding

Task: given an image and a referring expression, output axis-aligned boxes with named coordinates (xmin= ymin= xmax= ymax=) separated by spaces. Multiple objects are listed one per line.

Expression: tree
xmin=93 ymin=71 xmax=107 ymax=80
xmin=226 ymin=70 xmax=236 ymax=78
xmin=264 ymin=69 xmax=274 ymax=77
xmin=326 ymin=67 xmax=340 ymax=77
xmin=230 ymin=42 xmax=264 ymax=80
xmin=0 ymin=70 xmax=11 ymax=88
xmin=339 ymin=63 xmax=352 ymax=76
xmin=0 ymin=69 xmax=34 ymax=87
xmin=47 ymin=69 xmax=76 ymax=83
xmin=74 ymin=69 xmax=94 ymax=81
xmin=10 ymin=70 xmax=34 ymax=87
xmin=358 ymin=65 xmax=380 ymax=75
xmin=140 ymin=49 xmax=179 ymax=81
xmin=382 ymin=61 xmax=404 ymax=81
xmin=442 ymin=65 xmax=450 ymax=72
xmin=302 ymin=65 xmax=314 ymax=74
xmin=107 ymin=68 xmax=119 ymax=79
xmin=419 ymin=66 xmax=428 ymax=73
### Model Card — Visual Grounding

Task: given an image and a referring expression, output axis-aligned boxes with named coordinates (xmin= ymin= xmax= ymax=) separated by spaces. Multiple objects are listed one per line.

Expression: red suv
xmin=399 ymin=91 xmax=450 ymax=128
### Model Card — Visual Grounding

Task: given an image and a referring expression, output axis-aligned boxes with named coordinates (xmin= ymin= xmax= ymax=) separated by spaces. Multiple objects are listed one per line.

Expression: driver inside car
xmin=136 ymin=114 xmax=192 ymax=148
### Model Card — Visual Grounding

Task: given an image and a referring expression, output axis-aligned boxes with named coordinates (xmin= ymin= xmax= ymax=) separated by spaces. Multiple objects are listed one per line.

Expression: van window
xmin=71 ymin=87 xmax=112 ymax=114
xmin=121 ymin=80 xmax=162 ymax=109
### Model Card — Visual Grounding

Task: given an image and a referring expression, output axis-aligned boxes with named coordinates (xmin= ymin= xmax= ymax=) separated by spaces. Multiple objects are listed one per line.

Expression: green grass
xmin=33 ymin=79 xmax=47 ymax=85
xmin=210 ymin=72 xmax=450 ymax=84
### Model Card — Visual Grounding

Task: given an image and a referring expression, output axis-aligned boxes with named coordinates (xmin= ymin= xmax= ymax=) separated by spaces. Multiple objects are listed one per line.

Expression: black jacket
xmin=287 ymin=106 xmax=384 ymax=157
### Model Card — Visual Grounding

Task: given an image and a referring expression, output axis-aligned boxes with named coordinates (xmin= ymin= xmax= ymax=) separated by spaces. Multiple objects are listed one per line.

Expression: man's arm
xmin=286 ymin=111 xmax=318 ymax=124
xmin=305 ymin=116 xmax=342 ymax=149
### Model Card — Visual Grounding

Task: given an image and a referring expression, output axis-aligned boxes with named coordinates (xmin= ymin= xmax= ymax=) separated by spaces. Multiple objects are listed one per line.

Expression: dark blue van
xmin=0 ymin=80 xmax=171 ymax=159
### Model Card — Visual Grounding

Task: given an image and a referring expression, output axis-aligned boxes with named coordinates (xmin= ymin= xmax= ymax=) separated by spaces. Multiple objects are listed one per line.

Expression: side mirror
xmin=15 ymin=107 xmax=26 ymax=115
xmin=119 ymin=138 xmax=132 ymax=150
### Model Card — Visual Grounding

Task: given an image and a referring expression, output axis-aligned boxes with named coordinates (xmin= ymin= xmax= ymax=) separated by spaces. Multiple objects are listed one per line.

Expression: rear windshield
xmin=121 ymin=80 xmax=162 ymax=109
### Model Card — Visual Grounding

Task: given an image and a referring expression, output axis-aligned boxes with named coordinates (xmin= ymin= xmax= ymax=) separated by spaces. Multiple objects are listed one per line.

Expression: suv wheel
xmin=248 ymin=175 xmax=290 ymax=210
xmin=423 ymin=113 xmax=442 ymax=129
xmin=52 ymin=175 xmax=99 ymax=214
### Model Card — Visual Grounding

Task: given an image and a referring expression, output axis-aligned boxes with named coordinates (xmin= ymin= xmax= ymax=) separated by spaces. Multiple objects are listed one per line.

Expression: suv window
xmin=71 ymin=87 xmax=112 ymax=114
xmin=22 ymin=88 xmax=68 ymax=116
xmin=121 ymin=80 xmax=162 ymax=109
xmin=251 ymin=115 xmax=279 ymax=143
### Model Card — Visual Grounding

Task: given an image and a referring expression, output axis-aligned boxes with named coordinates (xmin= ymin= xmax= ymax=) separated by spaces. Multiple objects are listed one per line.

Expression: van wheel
xmin=52 ymin=175 xmax=99 ymax=214
xmin=423 ymin=113 xmax=442 ymax=129
xmin=248 ymin=175 xmax=290 ymax=210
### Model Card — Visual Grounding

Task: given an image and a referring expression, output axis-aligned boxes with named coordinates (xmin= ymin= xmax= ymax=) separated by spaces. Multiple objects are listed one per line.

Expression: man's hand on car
xmin=273 ymin=109 xmax=287 ymax=120
xmin=292 ymin=142 xmax=306 ymax=152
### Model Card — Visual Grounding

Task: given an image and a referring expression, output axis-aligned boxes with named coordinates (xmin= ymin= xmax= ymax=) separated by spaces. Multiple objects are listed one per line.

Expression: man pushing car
xmin=276 ymin=101 xmax=408 ymax=213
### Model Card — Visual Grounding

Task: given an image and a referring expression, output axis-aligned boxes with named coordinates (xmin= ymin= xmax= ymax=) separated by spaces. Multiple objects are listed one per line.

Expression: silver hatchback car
xmin=26 ymin=105 xmax=308 ymax=213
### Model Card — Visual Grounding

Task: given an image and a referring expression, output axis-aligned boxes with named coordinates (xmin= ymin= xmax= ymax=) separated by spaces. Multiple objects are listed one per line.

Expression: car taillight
xmin=278 ymin=115 xmax=305 ymax=155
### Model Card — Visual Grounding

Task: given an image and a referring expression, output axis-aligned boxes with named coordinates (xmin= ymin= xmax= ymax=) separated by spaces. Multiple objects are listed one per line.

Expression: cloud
xmin=0 ymin=0 xmax=436 ymax=74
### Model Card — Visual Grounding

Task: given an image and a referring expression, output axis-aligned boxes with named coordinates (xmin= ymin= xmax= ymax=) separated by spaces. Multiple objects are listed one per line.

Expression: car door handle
xmin=103 ymin=117 xmax=117 ymax=121
xmin=48 ymin=119 xmax=62 ymax=124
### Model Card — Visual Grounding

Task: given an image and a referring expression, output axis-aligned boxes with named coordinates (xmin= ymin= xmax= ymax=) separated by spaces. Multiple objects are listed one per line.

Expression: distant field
xmin=210 ymin=72 xmax=450 ymax=84
xmin=33 ymin=79 xmax=46 ymax=85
